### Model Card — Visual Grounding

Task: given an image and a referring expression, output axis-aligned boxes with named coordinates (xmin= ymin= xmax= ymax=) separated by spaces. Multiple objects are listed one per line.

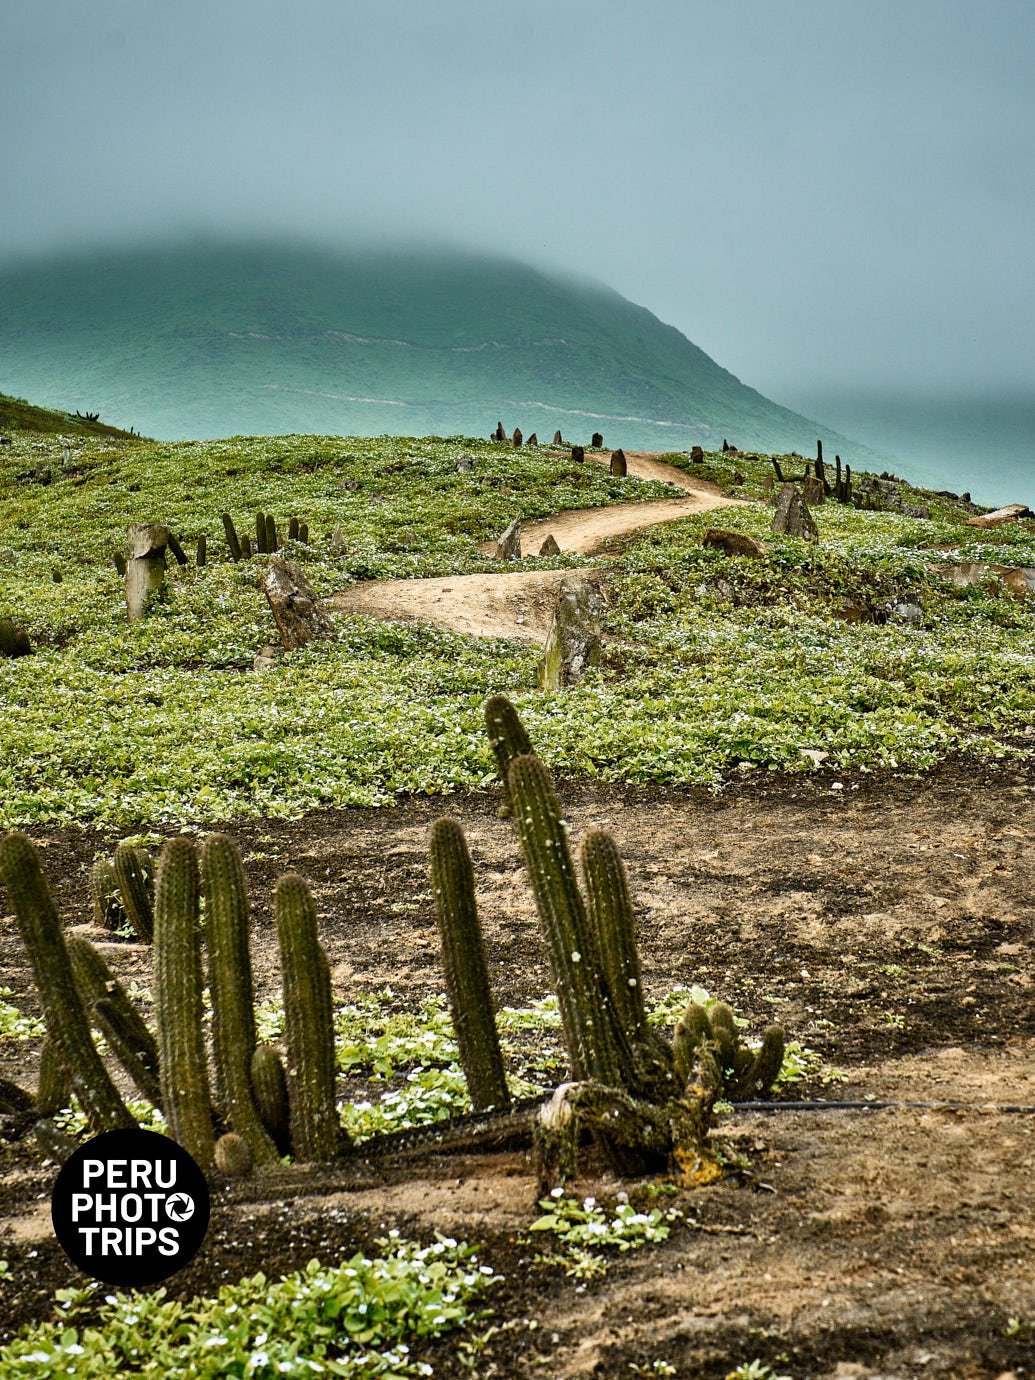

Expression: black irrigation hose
xmin=731 ymin=1099 xmax=1035 ymax=1115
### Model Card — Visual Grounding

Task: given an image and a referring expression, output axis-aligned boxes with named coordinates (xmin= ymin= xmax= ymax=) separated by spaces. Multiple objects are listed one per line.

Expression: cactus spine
xmin=201 ymin=835 xmax=278 ymax=1165
xmin=250 ymin=1045 xmax=291 ymax=1154
xmin=506 ymin=754 xmax=626 ymax=1088
xmin=154 ymin=839 xmax=215 ymax=1169
xmin=113 ymin=843 xmax=154 ymax=942
xmin=66 ymin=937 xmax=162 ymax=1108
xmin=0 ymin=833 xmax=132 ymax=1133
xmin=429 ymin=818 xmax=509 ymax=1111
xmin=274 ymin=873 xmax=339 ymax=1162
xmin=222 ymin=513 xmax=242 ymax=561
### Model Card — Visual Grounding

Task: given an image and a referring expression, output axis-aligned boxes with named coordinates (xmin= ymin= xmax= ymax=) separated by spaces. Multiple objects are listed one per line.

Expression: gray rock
xmin=262 ymin=556 xmax=337 ymax=650
xmin=124 ymin=523 xmax=169 ymax=622
xmin=690 ymin=445 xmax=704 ymax=463
xmin=495 ymin=518 xmax=522 ymax=561
xmin=538 ymin=575 xmax=605 ymax=690
xmin=886 ymin=601 xmax=924 ymax=628
xmin=253 ymin=644 xmax=282 ymax=671
xmin=772 ymin=484 xmax=819 ymax=541
xmin=610 ymin=449 xmax=627 ymax=477
xmin=539 ymin=534 xmax=561 ymax=556
xmin=455 ymin=455 xmax=473 ymax=472
xmin=701 ymin=528 xmax=768 ymax=559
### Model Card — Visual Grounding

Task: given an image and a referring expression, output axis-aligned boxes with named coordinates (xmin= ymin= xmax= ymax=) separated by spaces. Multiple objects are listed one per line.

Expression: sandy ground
xmin=328 ymin=452 xmax=743 ymax=640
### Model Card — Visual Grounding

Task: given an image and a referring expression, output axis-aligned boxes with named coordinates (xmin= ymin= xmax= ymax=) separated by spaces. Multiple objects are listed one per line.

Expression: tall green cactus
xmin=580 ymin=829 xmax=646 ymax=1039
xmin=265 ymin=514 xmax=278 ymax=554
xmin=66 ymin=936 xmax=162 ymax=1108
xmin=154 ymin=839 xmax=215 ymax=1169
xmin=484 ymin=695 xmax=532 ymax=812
xmin=201 ymin=835 xmax=277 ymax=1165
xmin=274 ymin=873 xmax=340 ymax=1162
xmin=36 ymin=1038 xmax=71 ymax=1117
xmin=222 ymin=513 xmax=242 ymax=561
xmin=429 ymin=818 xmax=509 ymax=1111
xmin=113 ymin=843 xmax=154 ymax=942
xmin=506 ymin=754 xmax=628 ymax=1089
xmin=255 ymin=512 xmax=268 ymax=554
xmin=0 ymin=833 xmax=133 ymax=1133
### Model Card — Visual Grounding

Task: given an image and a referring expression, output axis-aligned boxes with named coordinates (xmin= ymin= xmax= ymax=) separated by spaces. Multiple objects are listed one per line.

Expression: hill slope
xmin=0 ymin=391 xmax=136 ymax=439
xmin=0 ymin=239 xmax=859 ymax=452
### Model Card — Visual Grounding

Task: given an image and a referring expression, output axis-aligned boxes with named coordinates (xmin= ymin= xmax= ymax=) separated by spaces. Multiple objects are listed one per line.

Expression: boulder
xmin=552 ymin=430 xmax=563 ymax=445
xmin=253 ymin=644 xmax=282 ymax=671
xmin=526 ymin=433 xmax=538 ymax=446
xmin=512 ymin=428 xmax=523 ymax=447
xmin=261 ymin=556 xmax=337 ymax=650
xmin=802 ymin=476 xmax=825 ymax=506
xmin=539 ymin=534 xmax=561 ymax=556
xmin=690 ymin=446 xmax=704 ymax=463
xmin=538 ymin=575 xmax=605 ymax=690
xmin=455 ymin=455 xmax=473 ymax=472
xmin=495 ymin=518 xmax=522 ymax=560
xmin=328 ymin=524 xmax=346 ymax=554
xmin=885 ymin=601 xmax=924 ymax=628
xmin=590 ymin=432 xmax=604 ymax=449
xmin=493 ymin=422 xmax=506 ymax=442
xmin=771 ymin=484 xmax=819 ymax=541
xmin=571 ymin=445 xmax=585 ymax=464
xmin=967 ymin=503 xmax=1033 ymax=529
xmin=701 ymin=528 xmax=769 ymax=559
xmin=610 ymin=449 xmax=627 ymax=477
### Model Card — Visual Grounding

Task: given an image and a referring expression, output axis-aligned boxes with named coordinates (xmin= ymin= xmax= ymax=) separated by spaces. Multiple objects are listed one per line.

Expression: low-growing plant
xmin=530 ymin=1189 xmax=678 ymax=1278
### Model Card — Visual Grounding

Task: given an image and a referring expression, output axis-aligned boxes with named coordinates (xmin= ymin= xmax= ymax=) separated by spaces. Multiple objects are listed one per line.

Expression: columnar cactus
xmin=288 ymin=517 xmax=300 ymax=541
xmin=201 ymin=835 xmax=278 ymax=1164
xmin=298 ymin=522 xmax=310 ymax=545
xmin=265 ymin=515 xmax=278 ymax=554
xmin=0 ymin=833 xmax=132 ymax=1132
xmin=154 ymin=839 xmax=215 ymax=1169
xmin=580 ymin=829 xmax=645 ymax=1039
xmin=36 ymin=1038 xmax=70 ymax=1117
xmin=506 ymin=754 xmax=628 ymax=1090
xmin=274 ymin=873 xmax=340 ymax=1162
xmin=222 ymin=513 xmax=242 ymax=561
xmin=113 ymin=843 xmax=154 ymax=942
xmin=67 ymin=936 xmax=162 ymax=1108
xmin=250 ymin=1044 xmax=291 ymax=1154
xmin=0 ymin=618 xmax=31 ymax=658
xmin=255 ymin=512 xmax=267 ymax=554
xmin=429 ymin=818 xmax=509 ymax=1111
xmin=484 ymin=694 xmax=532 ymax=812
xmin=671 ymin=999 xmax=785 ymax=1099
xmin=197 ymin=534 xmax=207 ymax=567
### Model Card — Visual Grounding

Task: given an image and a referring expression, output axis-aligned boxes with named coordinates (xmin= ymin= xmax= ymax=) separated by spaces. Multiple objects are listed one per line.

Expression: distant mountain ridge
xmin=0 ymin=239 xmax=862 ymax=453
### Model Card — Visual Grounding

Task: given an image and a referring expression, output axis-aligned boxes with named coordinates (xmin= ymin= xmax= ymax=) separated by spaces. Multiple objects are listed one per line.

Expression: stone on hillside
xmin=690 ymin=445 xmax=704 ymax=462
xmin=455 ymin=455 xmax=473 ymax=472
xmin=761 ymin=474 xmax=775 ymax=499
xmin=967 ymin=503 xmax=1033 ymax=529
xmin=571 ymin=445 xmax=585 ymax=463
xmin=328 ymin=524 xmax=346 ymax=554
xmin=538 ymin=575 xmax=604 ymax=690
xmin=610 ymin=449 xmax=627 ymax=477
xmin=253 ymin=643 xmax=282 ymax=671
xmin=771 ymin=484 xmax=819 ymax=541
xmin=495 ymin=518 xmax=522 ymax=560
xmin=701 ymin=528 xmax=769 ymax=559
xmin=802 ymin=475 xmax=825 ymax=506
xmin=512 ymin=428 xmax=523 ymax=447
xmin=539 ymin=534 xmax=561 ymax=556
xmin=526 ymin=433 xmax=538 ymax=446
xmin=552 ymin=430 xmax=563 ymax=445
xmin=885 ymin=601 xmax=924 ymax=628
xmin=124 ymin=522 xmax=169 ymax=622
xmin=493 ymin=421 xmax=506 ymax=442
xmin=590 ymin=432 xmax=604 ymax=448
xmin=262 ymin=556 xmax=336 ymax=650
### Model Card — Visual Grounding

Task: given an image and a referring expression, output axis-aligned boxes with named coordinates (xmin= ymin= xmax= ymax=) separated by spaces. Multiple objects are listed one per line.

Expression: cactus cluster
xmin=0 ymin=617 xmax=32 ymax=658
xmin=222 ymin=512 xmax=311 ymax=562
xmin=0 ymin=831 xmax=345 ymax=1174
xmin=429 ymin=695 xmax=785 ymax=1178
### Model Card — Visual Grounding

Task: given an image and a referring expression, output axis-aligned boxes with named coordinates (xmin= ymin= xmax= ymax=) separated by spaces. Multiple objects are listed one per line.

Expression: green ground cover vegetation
xmin=1 ymin=430 xmax=1032 ymax=827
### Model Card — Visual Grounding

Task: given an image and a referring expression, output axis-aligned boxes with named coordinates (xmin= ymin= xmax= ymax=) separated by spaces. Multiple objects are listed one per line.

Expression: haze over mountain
xmin=0 ymin=239 xmax=861 ymax=458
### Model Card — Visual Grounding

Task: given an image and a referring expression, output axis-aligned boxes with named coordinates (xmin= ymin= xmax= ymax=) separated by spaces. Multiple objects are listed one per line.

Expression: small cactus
xmin=429 ymin=818 xmax=509 ymax=1111
xmin=671 ymin=1000 xmax=784 ymax=1100
xmin=202 ymin=835 xmax=278 ymax=1165
xmin=154 ymin=839 xmax=215 ymax=1170
xmin=298 ymin=522 xmax=310 ymax=545
xmin=274 ymin=873 xmax=340 ymax=1162
xmin=265 ymin=514 xmax=278 ymax=554
xmin=113 ymin=843 xmax=154 ymax=942
xmin=288 ymin=516 xmax=300 ymax=541
xmin=197 ymin=534 xmax=207 ymax=566
xmin=90 ymin=858 xmax=126 ymax=932
xmin=241 ymin=534 xmax=253 ymax=558
xmin=0 ymin=833 xmax=132 ymax=1133
xmin=214 ymin=1131 xmax=254 ymax=1177
xmin=222 ymin=513 xmax=242 ymax=561
xmin=0 ymin=618 xmax=31 ymax=658
xmin=250 ymin=1044 xmax=291 ymax=1154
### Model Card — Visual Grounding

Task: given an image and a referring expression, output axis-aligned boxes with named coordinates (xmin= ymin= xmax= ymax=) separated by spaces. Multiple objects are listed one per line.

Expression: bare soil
xmin=328 ymin=453 xmax=742 ymax=641
xmin=2 ymin=759 xmax=1034 ymax=1376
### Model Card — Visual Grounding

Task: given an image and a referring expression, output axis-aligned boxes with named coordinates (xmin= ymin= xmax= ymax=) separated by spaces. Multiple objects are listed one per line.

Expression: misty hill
xmin=0 ymin=240 xmax=855 ymax=452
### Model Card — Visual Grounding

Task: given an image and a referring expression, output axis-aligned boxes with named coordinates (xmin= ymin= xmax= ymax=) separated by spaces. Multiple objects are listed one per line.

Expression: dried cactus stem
xmin=0 ymin=833 xmax=133 ymax=1133
xmin=274 ymin=873 xmax=340 ymax=1162
xmin=154 ymin=839 xmax=216 ymax=1169
xmin=429 ymin=818 xmax=509 ymax=1111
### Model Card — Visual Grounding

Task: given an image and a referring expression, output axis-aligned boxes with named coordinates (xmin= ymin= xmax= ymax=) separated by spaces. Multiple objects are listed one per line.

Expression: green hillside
xmin=0 ymin=239 xmax=862 ymax=453
xmin=0 ymin=391 xmax=136 ymax=439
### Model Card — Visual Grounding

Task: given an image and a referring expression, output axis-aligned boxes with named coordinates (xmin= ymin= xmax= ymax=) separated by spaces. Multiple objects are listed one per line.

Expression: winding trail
xmin=327 ymin=451 xmax=744 ymax=643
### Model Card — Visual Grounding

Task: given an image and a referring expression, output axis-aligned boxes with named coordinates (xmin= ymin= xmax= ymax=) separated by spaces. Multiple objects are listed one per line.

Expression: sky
xmin=3 ymin=0 xmax=1035 ymax=402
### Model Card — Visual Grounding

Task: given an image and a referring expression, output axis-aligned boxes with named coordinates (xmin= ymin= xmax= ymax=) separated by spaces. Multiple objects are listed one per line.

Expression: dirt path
xmin=329 ymin=452 xmax=742 ymax=641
